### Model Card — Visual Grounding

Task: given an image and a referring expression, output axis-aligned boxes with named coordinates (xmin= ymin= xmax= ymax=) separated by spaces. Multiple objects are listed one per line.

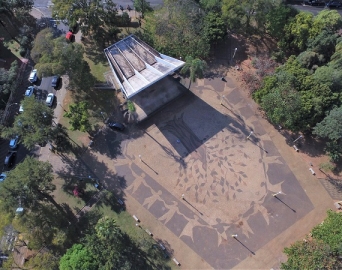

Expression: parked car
xmin=4 ymin=151 xmax=16 ymax=168
xmin=46 ymin=93 xmax=54 ymax=107
xmin=51 ymin=75 xmax=60 ymax=88
xmin=0 ymin=173 xmax=7 ymax=182
xmin=107 ymin=122 xmax=125 ymax=131
xmin=326 ymin=1 xmax=341 ymax=7
xmin=9 ymin=136 xmax=19 ymax=149
xmin=19 ymin=104 xmax=24 ymax=113
xmin=305 ymin=0 xmax=325 ymax=5
xmin=25 ymin=86 xmax=34 ymax=97
xmin=29 ymin=69 xmax=38 ymax=83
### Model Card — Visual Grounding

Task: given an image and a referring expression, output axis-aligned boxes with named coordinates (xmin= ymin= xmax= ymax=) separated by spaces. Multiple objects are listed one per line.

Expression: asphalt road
xmin=291 ymin=3 xmax=342 ymax=15
xmin=33 ymin=0 xmax=164 ymax=18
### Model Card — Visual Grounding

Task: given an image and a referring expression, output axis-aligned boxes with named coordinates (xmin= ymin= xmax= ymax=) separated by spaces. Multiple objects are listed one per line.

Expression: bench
xmin=334 ymin=201 xmax=342 ymax=210
xmin=293 ymin=145 xmax=299 ymax=152
xmin=133 ymin=215 xmax=140 ymax=222
xmin=173 ymin=258 xmax=180 ymax=266
xmin=309 ymin=168 xmax=315 ymax=175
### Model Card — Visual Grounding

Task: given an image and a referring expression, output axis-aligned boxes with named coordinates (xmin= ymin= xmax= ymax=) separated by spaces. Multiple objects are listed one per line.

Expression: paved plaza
xmin=40 ymin=73 xmax=335 ymax=269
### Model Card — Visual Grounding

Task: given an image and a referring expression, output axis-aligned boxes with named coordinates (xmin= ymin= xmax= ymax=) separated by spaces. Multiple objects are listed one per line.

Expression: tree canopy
xmin=60 ymin=217 xmax=153 ymax=270
xmin=31 ymin=28 xmax=95 ymax=91
xmin=281 ymin=211 xmax=342 ymax=269
xmin=1 ymin=96 xmax=55 ymax=149
xmin=64 ymin=101 xmax=91 ymax=132
xmin=181 ymin=56 xmax=207 ymax=84
xmin=143 ymin=0 xmax=210 ymax=59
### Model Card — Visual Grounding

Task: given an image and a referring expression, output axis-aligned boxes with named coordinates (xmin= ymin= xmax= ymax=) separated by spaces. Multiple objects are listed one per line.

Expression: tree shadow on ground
xmin=76 ymin=210 xmax=103 ymax=235
xmin=55 ymin=143 xmax=128 ymax=213
xmin=82 ymin=36 xmax=109 ymax=65
xmin=279 ymin=128 xmax=326 ymax=158
xmin=88 ymin=126 xmax=123 ymax=159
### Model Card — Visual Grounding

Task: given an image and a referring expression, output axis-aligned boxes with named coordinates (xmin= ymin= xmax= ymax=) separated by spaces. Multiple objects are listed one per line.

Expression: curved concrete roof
xmin=104 ymin=35 xmax=185 ymax=98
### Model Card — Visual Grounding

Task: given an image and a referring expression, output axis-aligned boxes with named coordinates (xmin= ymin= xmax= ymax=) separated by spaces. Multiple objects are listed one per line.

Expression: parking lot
xmin=0 ymin=73 xmax=65 ymax=176
xmin=33 ymin=76 xmax=62 ymax=107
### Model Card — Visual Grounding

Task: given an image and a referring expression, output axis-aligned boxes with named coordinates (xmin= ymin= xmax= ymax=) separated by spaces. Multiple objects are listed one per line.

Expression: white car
xmin=29 ymin=69 xmax=38 ymax=83
xmin=25 ymin=86 xmax=34 ymax=97
xmin=19 ymin=104 xmax=24 ymax=113
xmin=46 ymin=93 xmax=54 ymax=107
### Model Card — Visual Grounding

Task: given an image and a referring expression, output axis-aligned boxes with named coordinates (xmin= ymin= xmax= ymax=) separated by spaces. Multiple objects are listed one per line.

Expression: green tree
xmin=31 ymin=29 xmax=95 ymax=91
xmin=265 ymin=4 xmax=298 ymax=40
xmin=143 ymin=0 xmax=210 ymax=59
xmin=133 ymin=0 xmax=153 ymax=18
xmin=261 ymin=84 xmax=303 ymax=131
xmin=310 ymin=9 xmax=342 ymax=39
xmin=24 ymin=252 xmax=59 ymax=270
xmin=95 ymin=216 xmax=119 ymax=240
xmin=64 ymin=101 xmax=91 ymax=132
xmin=281 ymin=211 xmax=342 ymax=269
xmin=282 ymin=239 xmax=338 ymax=270
xmin=222 ymin=0 xmax=282 ymax=34
xmin=203 ymin=11 xmax=226 ymax=43
xmin=181 ymin=55 xmax=207 ymax=87
xmin=0 ymin=157 xmax=64 ymax=215
xmin=280 ymin=11 xmax=313 ymax=53
xmin=52 ymin=0 xmax=119 ymax=42
xmin=1 ymin=96 xmax=55 ymax=149
xmin=313 ymin=106 xmax=342 ymax=161
xmin=200 ymin=0 xmax=222 ymax=11
xmin=59 ymin=244 xmax=97 ymax=270
xmin=307 ymin=30 xmax=338 ymax=63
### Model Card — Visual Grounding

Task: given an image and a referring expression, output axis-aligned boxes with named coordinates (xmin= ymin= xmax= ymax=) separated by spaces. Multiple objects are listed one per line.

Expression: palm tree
xmin=180 ymin=56 xmax=207 ymax=88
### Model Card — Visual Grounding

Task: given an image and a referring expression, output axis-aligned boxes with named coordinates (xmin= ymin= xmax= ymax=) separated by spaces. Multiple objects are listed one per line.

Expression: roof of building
xmin=104 ymin=35 xmax=185 ymax=98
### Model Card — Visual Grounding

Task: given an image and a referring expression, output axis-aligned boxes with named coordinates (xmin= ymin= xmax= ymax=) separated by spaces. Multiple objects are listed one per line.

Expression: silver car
xmin=46 ymin=93 xmax=54 ymax=107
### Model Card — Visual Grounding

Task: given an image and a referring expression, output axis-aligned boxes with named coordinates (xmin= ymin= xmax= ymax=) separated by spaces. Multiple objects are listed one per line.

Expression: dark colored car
xmin=51 ymin=75 xmax=60 ymax=88
xmin=326 ymin=1 xmax=341 ymax=8
xmin=107 ymin=122 xmax=125 ymax=131
xmin=305 ymin=0 xmax=325 ymax=5
xmin=4 ymin=151 xmax=16 ymax=168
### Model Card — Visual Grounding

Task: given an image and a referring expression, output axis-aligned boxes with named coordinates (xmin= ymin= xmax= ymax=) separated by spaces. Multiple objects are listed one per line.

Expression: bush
xmin=127 ymin=100 xmax=135 ymax=112
xmin=319 ymin=162 xmax=335 ymax=173
xmin=20 ymin=36 xmax=29 ymax=48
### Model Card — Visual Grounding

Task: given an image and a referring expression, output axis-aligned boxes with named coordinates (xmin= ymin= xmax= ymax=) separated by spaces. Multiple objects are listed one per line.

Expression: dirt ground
xmin=225 ymin=34 xmax=342 ymax=182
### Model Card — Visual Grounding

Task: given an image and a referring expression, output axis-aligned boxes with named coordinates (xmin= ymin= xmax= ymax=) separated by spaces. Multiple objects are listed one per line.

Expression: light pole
xmin=293 ymin=135 xmax=303 ymax=143
xmin=247 ymin=131 xmax=253 ymax=140
xmin=272 ymin=191 xmax=283 ymax=197
xmin=220 ymin=95 xmax=225 ymax=105
xmin=58 ymin=102 xmax=66 ymax=112
xmin=232 ymin=48 xmax=237 ymax=61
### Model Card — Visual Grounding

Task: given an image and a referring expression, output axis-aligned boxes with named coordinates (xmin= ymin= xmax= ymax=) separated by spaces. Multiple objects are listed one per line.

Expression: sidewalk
xmin=224 ymin=71 xmax=334 ymax=269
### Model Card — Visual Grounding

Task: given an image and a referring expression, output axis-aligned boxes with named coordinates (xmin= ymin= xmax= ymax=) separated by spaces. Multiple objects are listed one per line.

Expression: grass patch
xmin=58 ymin=88 xmax=118 ymax=147
xmin=52 ymin=176 xmax=89 ymax=213
xmin=83 ymin=54 xmax=110 ymax=83
xmin=93 ymin=203 xmax=174 ymax=269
